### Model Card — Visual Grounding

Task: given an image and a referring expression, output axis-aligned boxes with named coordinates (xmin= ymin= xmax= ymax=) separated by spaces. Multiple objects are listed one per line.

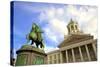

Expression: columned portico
xmin=59 ymin=40 xmax=97 ymax=63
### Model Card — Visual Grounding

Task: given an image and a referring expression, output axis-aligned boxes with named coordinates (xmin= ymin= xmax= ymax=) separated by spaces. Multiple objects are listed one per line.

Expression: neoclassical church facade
xmin=46 ymin=19 xmax=97 ymax=64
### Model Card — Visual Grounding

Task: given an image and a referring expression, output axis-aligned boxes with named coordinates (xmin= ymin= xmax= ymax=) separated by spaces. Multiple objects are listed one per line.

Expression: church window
xmin=75 ymin=25 xmax=77 ymax=29
xmin=71 ymin=25 xmax=74 ymax=30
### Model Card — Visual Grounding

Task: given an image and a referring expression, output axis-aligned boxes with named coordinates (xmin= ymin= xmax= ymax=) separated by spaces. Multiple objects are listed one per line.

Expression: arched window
xmin=71 ymin=25 xmax=74 ymax=30
xmin=75 ymin=25 xmax=77 ymax=30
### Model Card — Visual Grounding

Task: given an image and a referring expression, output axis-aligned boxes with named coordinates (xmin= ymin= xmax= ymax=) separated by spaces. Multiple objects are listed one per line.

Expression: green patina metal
xmin=33 ymin=56 xmax=44 ymax=65
xmin=15 ymin=45 xmax=46 ymax=66
xmin=27 ymin=23 xmax=45 ymax=49
xmin=19 ymin=45 xmax=45 ymax=54
xmin=15 ymin=54 xmax=27 ymax=66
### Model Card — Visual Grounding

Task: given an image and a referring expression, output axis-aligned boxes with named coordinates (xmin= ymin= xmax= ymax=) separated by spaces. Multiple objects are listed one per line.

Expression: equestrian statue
xmin=26 ymin=23 xmax=45 ymax=49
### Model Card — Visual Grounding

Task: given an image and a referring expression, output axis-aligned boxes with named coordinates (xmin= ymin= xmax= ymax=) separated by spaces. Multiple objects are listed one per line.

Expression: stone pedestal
xmin=15 ymin=45 xmax=47 ymax=66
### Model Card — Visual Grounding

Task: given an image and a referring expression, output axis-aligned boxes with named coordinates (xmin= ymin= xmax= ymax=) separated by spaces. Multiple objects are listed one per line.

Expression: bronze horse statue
xmin=26 ymin=23 xmax=44 ymax=49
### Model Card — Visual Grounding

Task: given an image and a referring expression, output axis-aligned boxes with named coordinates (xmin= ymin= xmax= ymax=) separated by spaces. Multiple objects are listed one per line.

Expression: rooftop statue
xmin=26 ymin=23 xmax=44 ymax=49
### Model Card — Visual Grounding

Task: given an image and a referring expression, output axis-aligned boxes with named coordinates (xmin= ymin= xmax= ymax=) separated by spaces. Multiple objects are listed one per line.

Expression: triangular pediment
xmin=58 ymin=34 xmax=93 ymax=48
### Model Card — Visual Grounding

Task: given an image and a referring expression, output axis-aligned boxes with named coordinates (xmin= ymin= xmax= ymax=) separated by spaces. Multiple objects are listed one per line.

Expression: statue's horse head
xmin=26 ymin=23 xmax=37 ymax=42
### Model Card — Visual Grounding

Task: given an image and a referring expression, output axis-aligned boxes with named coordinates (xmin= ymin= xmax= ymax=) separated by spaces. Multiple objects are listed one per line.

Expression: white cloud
xmin=82 ymin=17 xmax=97 ymax=38
xmin=44 ymin=46 xmax=59 ymax=53
xmin=49 ymin=18 xmax=68 ymax=35
xmin=20 ymin=3 xmax=97 ymax=40
xmin=39 ymin=5 xmax=97 ymax=48
xmin=66 ymin=5 xmax=97 ymax=38
xmin=66 ymin=5 xmax=97 ymax=23
xmin=47 ymin=7 xmax=56 ymax=19
xmin=56 ymin=8 xmax=64 ymax=16
xmin=44 ymin=27 xmax=58 ymax=43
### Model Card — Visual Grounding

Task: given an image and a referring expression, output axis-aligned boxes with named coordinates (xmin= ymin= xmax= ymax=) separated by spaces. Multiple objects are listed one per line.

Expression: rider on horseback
xmin=26 ymin=23 xmax=45 ymax=49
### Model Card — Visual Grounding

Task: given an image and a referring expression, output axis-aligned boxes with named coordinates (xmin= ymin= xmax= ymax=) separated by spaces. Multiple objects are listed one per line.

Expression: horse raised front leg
xmin=40 ymin=42 xmax=44 ymax=49
xmin=40 ymin=43 xmax=42 ymax=48
xmin=31 ymin=40 xmax=34 ymax=45
xmin=36 ymin=43 xmax=39 ymax=48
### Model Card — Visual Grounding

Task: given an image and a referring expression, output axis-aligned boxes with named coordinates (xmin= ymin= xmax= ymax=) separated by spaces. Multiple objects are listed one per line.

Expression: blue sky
xmin=12 ymin=1 xmax=97 ymax=58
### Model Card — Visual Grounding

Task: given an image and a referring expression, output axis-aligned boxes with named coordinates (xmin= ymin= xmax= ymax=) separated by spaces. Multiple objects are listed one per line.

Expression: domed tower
xmin=67 ymin=19 xmax=82 ymax=35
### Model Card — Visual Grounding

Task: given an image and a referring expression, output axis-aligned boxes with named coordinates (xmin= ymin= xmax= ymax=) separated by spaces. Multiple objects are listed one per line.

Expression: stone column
xmin=47 ymin=56 xmax=50 ymax=64
xmin=85 ymin=45 xmax=91 ymax=61
xmin=72 ymin=48 xmax=75 ymax=62
xmin=52 ymin=55 xmax=54 ymax=64
xmin=79 ymin=47 xmax=84 ymax=61
xmin=92 ymin=43 xmax=97 ymax=57
xmin=56 ymin=54 xmax=58 ymax=63
xmin=60 ymin=52 xmax=63 ymax=63
xmin=66 ymin=50 xmax=68 ymax=63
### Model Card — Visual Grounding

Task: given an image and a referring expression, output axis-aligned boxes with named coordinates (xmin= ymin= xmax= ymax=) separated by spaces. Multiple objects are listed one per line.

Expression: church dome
xmin=67 ymin=19 xmax=82 ymax=35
